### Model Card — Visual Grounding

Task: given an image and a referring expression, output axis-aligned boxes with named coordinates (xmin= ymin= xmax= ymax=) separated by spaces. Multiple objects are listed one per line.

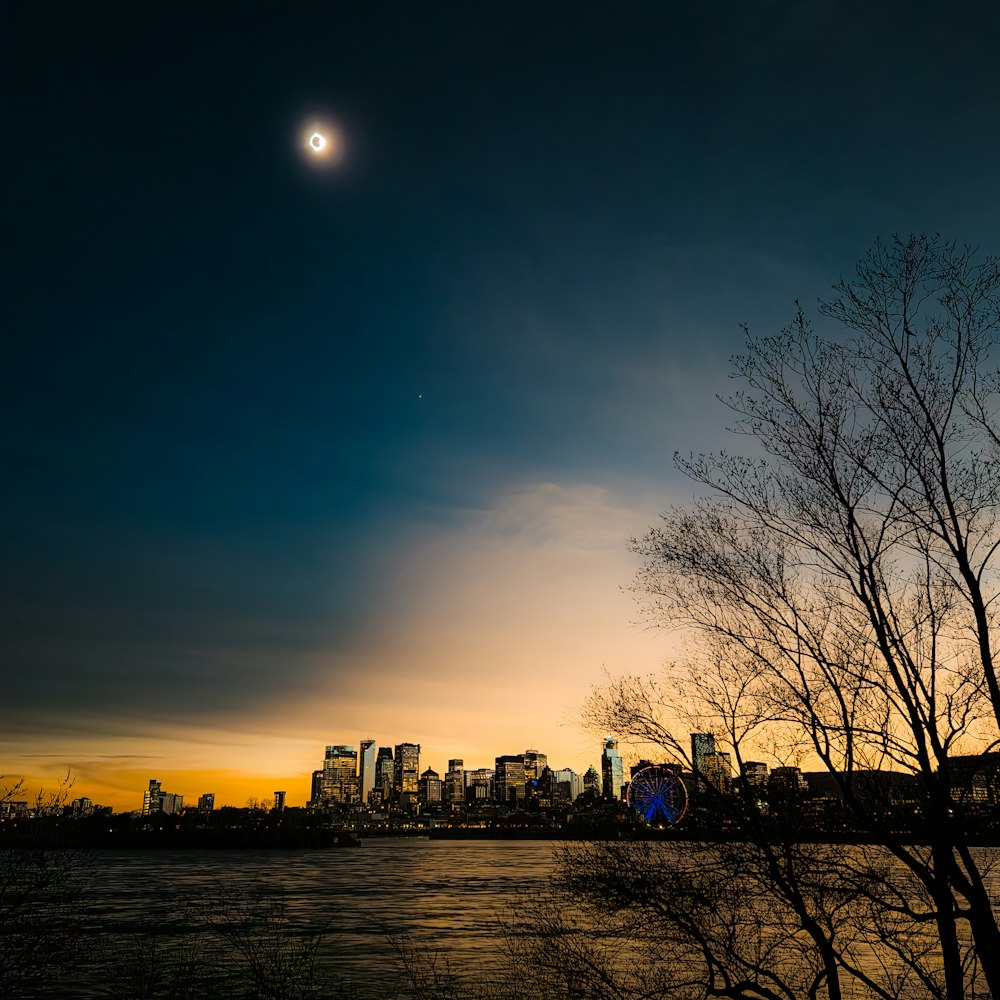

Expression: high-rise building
xmin=142 ymin=779 xmax=182 ymax=815
xmin=321 ymin=745 xmax=358 ymax=805
xmin=419 ymin=768 xmax=443 ymax=808
xmin=374 ymin=747 xmax=394 ymax=806
xmin=142 ymin=779 xmax=162 ymax=816
xmin=162 ymin=793 xmax=183 ymax=814
xmin=523 ymin=749 xmax=547 ymax=781
xmin=198 ymin=793 xmax=215 ymax=812
xmin=702 ymin=751 xmax=732 ymax=794
xmin=393 ymin=743 xmax=421 ymax=804
xmin=522 ymin=750 xmax=547 ymax=805
xmin=445 ymin=759 xmax=466 ymax=809
xmin=583 ymin=766 xmax=601 ymax=796
xmin=495 ymin=755 xmax=527 ymax=807
xmin=466 ymin=768 xmax=494 ymax=803
xmin=742 ymin=761 xmax=769 ymax=791
xmin=273 ymin=790 xmax=286 ymax=811
xmin=601 ymin=738 xmax=624 ymax=800
xmin=359 ymin=739 xmax=377 ymax=807
xmin=769 ymin=766 xmax=807 ymax=795
xmin=547 ymin=768 xmax=583 ymax=803
xmin=691 ymin=733 xmax=715 ymax=780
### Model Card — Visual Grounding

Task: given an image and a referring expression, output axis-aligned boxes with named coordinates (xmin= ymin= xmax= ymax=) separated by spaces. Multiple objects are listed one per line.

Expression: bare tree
xmin=582 ymin=236 xmax=1000 ymax=1000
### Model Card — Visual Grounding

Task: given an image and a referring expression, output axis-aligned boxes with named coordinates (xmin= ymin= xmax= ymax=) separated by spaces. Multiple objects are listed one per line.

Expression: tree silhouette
xmin=581 ymin=235 xmax=1000 ymax=999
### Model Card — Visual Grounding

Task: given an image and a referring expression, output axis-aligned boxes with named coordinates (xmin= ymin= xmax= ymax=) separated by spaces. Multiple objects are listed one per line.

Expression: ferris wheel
xmin=627 ymin=765 xmax=688 ymax=827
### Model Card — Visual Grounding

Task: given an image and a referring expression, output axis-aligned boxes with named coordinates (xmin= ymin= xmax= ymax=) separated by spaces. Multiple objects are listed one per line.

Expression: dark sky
xmin=6 ymin=1 xmax=1000 ymax=803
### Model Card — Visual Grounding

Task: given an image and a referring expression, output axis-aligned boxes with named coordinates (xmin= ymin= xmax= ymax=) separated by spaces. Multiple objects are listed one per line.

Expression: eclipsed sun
xmin=301 ymin=122 xmax=343 ymax=164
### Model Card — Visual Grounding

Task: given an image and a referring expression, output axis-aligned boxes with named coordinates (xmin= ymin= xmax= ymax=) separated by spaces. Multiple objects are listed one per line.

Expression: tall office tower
xmin=393 ymin=743 xmax=421 ymax=803
xmin=159 ymin=792 xmax=183 ymax=814
xmin=466 ymin=768 xmax=494 ymax=803
xmin=702 ymin=751 xmax=732 ymax=794
xmin=273 ymin=790 xmax=286 ymax=811
xmin=142 ymin=779 xmax=162 ymax=815
xmin=419 ymin=767 xmax=443 ymax=807
xmin=601 ymin=738 xmax=624 ymax=800
xmin=197 ymin=793 xmax=215 ymax=812
xmin=359 ymin=739 xmax=377 ymax=807
xmin=742 ymin=761 xmax=769 ymax=791
xmin=495 ymin=755 xmax=527 ymax=807
xmin=523 ymin=749 xmax=548 ymax=781
xmin=548 ymin=768 xmax=582 ymax=804
xmin=769 ymin=766 xmax=807 ymax=795
xmin=445 ymin=759 xmax=466 ymax=809
xmin=691 ymin=732 xmax=716 ymax=788
xmin=374 ymin=747 xmax=394 ymax=806
xmin=322 ymin=745 xmax=359 ymax=805
xmin=310 ymin=769 xmax=323 ymax=806
xmin=142 ymin=779 xmax=182 ymax=814
xmin=522 ymin=750 xmax=548 ymax=806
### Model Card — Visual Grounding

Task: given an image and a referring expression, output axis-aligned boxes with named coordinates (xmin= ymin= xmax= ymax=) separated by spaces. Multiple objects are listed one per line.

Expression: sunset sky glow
xmin=7 ymin=3 xmax=1000 ymax=811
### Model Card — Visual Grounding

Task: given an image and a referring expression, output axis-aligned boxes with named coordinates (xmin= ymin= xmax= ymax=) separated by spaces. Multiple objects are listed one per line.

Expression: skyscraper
xmin=142 ymin=778 xmax=182 ymax=815
xmin=419 ymin=767 xmax=443 ymax=808
xmin=359 ymin=739 xmax=376 ymax=807
xmin=523 ymin=749 xmax=548 ymax=780
xmin=445 ymin=759 xmax=466 ymax=809
xmin=321 ymin=745 xmax=358 ymax=805
xmin=393 ymin=743 xmax=420 ymax=808
xmin=548 ymin=768 xmax=583 ymax=804
xmin=691 ymin=732 xmax=715 ymax=787
xmin=702 ymin=751 xmax=732 ymax=793
xmin=374 ymin=747 xmax=394 ymax=807
xmin=742 ymin=761 xmax=769 ymax=792
xmin=601 ymin=738 xmax=624 ymax=800
xmin=466 ymin=768 xmax=494 ymax=802
xmin=495 ymin=755 xmax=527 ymax=807
xmin=142 ymin=779 xmax=162 ymax=815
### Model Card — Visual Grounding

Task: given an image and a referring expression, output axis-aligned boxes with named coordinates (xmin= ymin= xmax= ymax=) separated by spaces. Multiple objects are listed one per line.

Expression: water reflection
xmin=87 ymin=838 xmax=556 ymax=997
xmin=81 ymin=839 xmax=1000 ymax=999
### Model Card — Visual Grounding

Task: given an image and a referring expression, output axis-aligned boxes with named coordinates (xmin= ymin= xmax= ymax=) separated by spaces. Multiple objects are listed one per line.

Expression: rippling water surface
xmin=79 ymin=840 xmax=1000 ymax=998
xmin=87 ymin=838 xmax=556 ymax=997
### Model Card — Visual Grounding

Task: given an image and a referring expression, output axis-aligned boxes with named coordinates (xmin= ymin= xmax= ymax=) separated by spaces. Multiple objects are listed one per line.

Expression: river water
xmin=63 ymin=838 xmax=1000 ymax=998
xmin=85 ymin=838 xmax=554 ymax=997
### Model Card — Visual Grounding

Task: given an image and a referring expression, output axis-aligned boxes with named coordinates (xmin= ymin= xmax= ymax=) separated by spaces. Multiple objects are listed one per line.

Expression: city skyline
xmin=58 ymin=732 xmax=788 ymax=814
xmin=71 ymin=735 xmax=621 ymax=813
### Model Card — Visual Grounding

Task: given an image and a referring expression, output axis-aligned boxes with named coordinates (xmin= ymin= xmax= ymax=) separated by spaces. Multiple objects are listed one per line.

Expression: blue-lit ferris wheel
xmin=627 ymin=765 xmax=688 ymax=827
